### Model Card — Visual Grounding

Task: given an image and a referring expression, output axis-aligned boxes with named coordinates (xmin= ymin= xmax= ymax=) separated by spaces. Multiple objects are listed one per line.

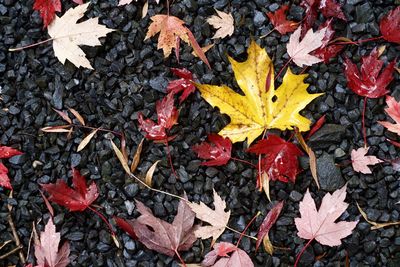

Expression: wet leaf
xmin=256 ymin=201 xmax=284 ymax=253
xmin=378 ymin=96 xmax=400 ymax=136
xmin=266 ymin=5 xmax=299 ymax=35
xmin=192 ymin=134 xmax=232 ymax=166
xmin=380 ymin=6 xmax=400 ymax=44
xmin=351 ymin=147 xmax=383 ymax=174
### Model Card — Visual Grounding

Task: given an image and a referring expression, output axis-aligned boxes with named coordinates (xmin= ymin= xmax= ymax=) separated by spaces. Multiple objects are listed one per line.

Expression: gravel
xmin=1 ymin=0 xmax=399 ymax=266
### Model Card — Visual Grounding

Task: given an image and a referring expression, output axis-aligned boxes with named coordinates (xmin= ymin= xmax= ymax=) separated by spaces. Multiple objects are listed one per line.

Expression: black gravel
xmin=1 ymin=0 xmax=400 ymax=266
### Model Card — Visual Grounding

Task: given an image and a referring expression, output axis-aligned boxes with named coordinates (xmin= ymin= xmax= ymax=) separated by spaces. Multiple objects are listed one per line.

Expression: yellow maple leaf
xmin=195 ymin=41 xmax=322 ymax=145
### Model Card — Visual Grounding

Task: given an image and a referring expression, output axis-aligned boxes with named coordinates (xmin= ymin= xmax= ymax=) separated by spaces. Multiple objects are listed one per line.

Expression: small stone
xmin=308 ymin=124 xmax=347 ymax=150
xmin=364 ymin=241 xmax=377 ymax=253
xmin=289 ymin=191 xmax=303 ymax=202
xmin=253 ymin=11 xmax=266 ymax=27
xmin=317 ymin=152 xmax=345 ymax=192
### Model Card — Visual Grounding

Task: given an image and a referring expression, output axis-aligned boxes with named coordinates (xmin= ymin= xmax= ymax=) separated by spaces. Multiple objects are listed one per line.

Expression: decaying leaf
xmin=41 ymin=125 xmax=72 ymax=133
xmin=207 ymin=9 xmax=234 ymax=39
xmin=0 ymin=145 xmax=23 ymax=189
xmin=145 ymin=14 xmax=210 ymax=68
xmin=77 ymin=129 xmax=98 ymax=152
xmin=195 ymin=41 xmax=322 ymax=145
xmin=131 ymin=138 xmax=144 ymax=173
xmin=192 ymin=134 xmax=232 ymax=166
xmin=202 ymin=242 xmax=254 ymax=267
xmin=380 ymin=6 xmax=400 ymax=44
xmin=343 ymin=47 xmax=396 ymax=98
xmin=294 ymin=130 xmax=319 ymax=188
xmin=188 ymin=189 xmax=230 ymax=245
xmin=287 ymin=26 xmax=327 ymax=67
xmin=167 ymin=68 xmax=196 ymax=104
xmin=111 ymin=140 xmax=131 ymax=175
xmin=69 ymin=108 xmax=85 ymax=125
xmin=124 ymin=197 xmax=196 ymax=264
xmin=256 ymin=201 xmax=284 ymax=254
xmin=295 ymin=185 xmax=358 ymax=247
xmin=144 ymin=160 xmax=160 ymax=187
xmin=41 ymin=168 xmax=99 ymax=211
xmin=357 ymin=203 xmax=400 ymax=230
xmin=48 ymin=3 xmax=114 ymax=69
xmin=378 ymin=96 xmax=400 ymax=136
xmin=351 ymin=147 xmax=383 ymax=174
xmin=266 ymin=5 xmax=299 ymax=35
xmin=34 ymin=219 xmax=70 ymax=267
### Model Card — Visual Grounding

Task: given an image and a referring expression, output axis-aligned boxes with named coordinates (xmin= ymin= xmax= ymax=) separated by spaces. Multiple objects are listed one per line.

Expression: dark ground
xmin=1 ymin=0 xmax=400 ymax=266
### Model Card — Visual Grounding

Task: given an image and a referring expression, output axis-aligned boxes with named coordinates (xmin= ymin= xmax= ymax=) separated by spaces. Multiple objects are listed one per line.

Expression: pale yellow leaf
xmin=142 ymin=0 xmax=148 ymax=19
xmin=131 ymin=138 xmax=144 ymax=173
xmin=77 ymin=129 xmax=97 ymax=152
xmin=144 ymin=160 xmax=160 ymax=187
xmin=188 ymin=189 xmax=230 ymax=245
xmin=48 ymin=3 xmax=114 ymax=69
xmin=68 ymin=108 xmax=85 ymax=125
xmin=207 ymin=9 xmax=234 ymax=39
xmin=110 ymin=140 xmax=131 ymax=175
xmin=41 ymin=125 xmax=72 ymax=133
xmin=357 ymin=203 xmax=400 ymax=230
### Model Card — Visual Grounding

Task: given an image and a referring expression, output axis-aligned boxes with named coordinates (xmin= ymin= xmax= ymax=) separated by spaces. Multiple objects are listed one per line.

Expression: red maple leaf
xmin=33 ymin=0 xmax=61 ymax=28
xmin=313 ymin=19 xmax=344 ymax=63
xmin=138 ymin=93 xmax=178 ymax=141
xmin=301 ymin=0 xmax=346 ymax=33
xmin=266 ymin=5 xmax=299 ymax=35
xmin=41 ymin=168 xmax=99 ymax=211
xmin=344 ymin=47 xmax=396 ymax=98
xmin=0 ymin=145 xmax=23 ymax=190
xmin=192 ymin=134 xmax=232 ymax=166
xmin=380 ymin=6 xmax=400 ymax=44
xmin=167 ymin=68 xmax=196 ymax=104
xmin=247 ymin=135 xmax=303 ymax=183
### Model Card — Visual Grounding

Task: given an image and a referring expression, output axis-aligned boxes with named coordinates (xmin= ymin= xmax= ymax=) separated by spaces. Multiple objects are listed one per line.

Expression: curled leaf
xmin=77 ymin=129 xmax=98 ymax=152
xmin=144 ymin=160 xmax=160 ymax=187
xmin=131 ymin=138 xmax=144 ymax=173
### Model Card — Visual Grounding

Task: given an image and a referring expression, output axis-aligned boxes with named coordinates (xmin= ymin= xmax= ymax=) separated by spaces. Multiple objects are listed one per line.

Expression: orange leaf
xmin=145 ymin=14 xmax=210 ymax=68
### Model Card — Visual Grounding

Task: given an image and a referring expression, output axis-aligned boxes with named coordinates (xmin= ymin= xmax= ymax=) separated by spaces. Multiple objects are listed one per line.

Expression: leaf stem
xmin=88 ymin=206 xmax=118 ymax=244
xmin=8 ymin=38 xmax=54 ymax=51
xmin=226 ymin=226 xmax=257 ymax=241
xmin=230 ymin=157 xmax=257 ymax=168
xmin=294 ymin=238 xmax=314 ymax=267
xmin=174 ymin=249 xmax=186 ymax=267
xmin=335 ymin=36 xmax=384 ymax=45
xmin=165 ymin=139 xmax=179 ymax=179
xmin=235 ymin=211 xmax=261 ymax=247
xmin=71 ymin=124 xmax=122 ymax=137
xmin=260 ymin=28 xmax=275 ymax=39
xmin=275 ymin=58 xmax=292 ymax=81
xmin=362 ymin=97 xmax=368 ymax=147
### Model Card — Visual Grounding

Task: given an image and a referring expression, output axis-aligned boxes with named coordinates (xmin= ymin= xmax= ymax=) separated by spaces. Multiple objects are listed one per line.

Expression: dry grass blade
xmin=295 ymin=130 xmax=319 ymax=189
xmin=191 ymin=43 xmax=214 ymax=58
xmin=41 ymin=125 xmax=72 ymax=133
xmin=77 ymin=129 xmax=98 ymax=152
xmin=52 ymin=109 xmax=72 ymax=124
xmin=262 ymin=172 xmax=271 ymax=202
xmin=263 ymin=236 xmax=274 ymax=255
xmin=69 ymin=108 xmax=85 ymax=125
xmin=357 ymin=203 xmax=400 ymax=230
xmin=144 ymin=160 xmax=160 ymax=187
xmin=131 ymin=138 xmax=144 ymax=173
xmin=142 ymin=0 xmax=148 ymax=19
xmin=110 ymin=140 xmax=131 ymax=175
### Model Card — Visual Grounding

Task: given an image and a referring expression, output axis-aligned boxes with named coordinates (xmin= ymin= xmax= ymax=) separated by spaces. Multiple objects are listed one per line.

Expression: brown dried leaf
xmin=144 ymin=160 xmax=160 ymax=187
xmin=53 ymin=109 xmax=72 ymax=124
xmin=295 ymin=130 xmax=319 ymax=188
xmin=131 ymin=138 xmax=144 ymax=173
xmin=41 ymin=125 xmax=72 ymax=133
xmin=357 ymin=203 xmax=400 ymax=230
xmin=142 ymin=0 xmax=148 ymax=19
xmin=77 ymin=129 xmax=98 ymax=152
xmin=110 ymin=140 xmax=130 ymax=175
xmin=69 ymin=108 xmax=85 ymax=125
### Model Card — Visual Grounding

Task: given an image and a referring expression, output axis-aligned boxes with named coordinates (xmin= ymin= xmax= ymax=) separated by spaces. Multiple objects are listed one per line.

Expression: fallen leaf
xmin=295 ymin=184 xmax=358 ymax=246
xmin=142 ymin=0 xmax=148 ymax=18
xmin=378 ymin=96 xmax=400 ymax=136
xmin=301 ymin=0 xmax=318 ymax=34
xmin=207 ymin=9 xmax=234 ymax=39
xmin=167 ymin=68 xmax=196 ymax=103
xmin=48 ymin=3 xmax=114 ymax=69
xmin=138 ymin=93 xmax=178 ymax=141
xmin=0 ymin=146 xmax=23 ymax=189
xmin=319 ymin=0 xmax=347 ymax=21
xmin=39 ymin=190 xmax=54 ymax=217
xmin=195 ymin=41 xmax=322 ymax=145
xmin=34 ymin=218 xmax=70 ymax=267
xmin=118 ymin=0 xmax=135 ymax=6
xmin=247 ymin=135 xmax=303 ymax=183
xmin=129 ymin=197 xmax=196 ymax=262
xmin=357 ymin=203 xmax=400 ymax=230
xmin=41 ymin=125 xmax=72 ymax=133
xmin=188 ymin=189 xmax=230 ymax=245
xmin=68 ymin=108 xmax=85 ymax=125
xmin=111 ymin=140 xmax=131 ymax=175
xmin=287 ymin=26 xmax=327 ymax=67
xmin=256 ymin=201 xmax=284 ymax=254
xmin=77 ymin=129 xmax=97 ymax=152
xmin=312 ymin=19 xmax=344 ymax=63
xmin=192 ymin=134 xmax=232 ymax=166
xmin=266 ymin=5 xmax=299 ymax=35
xmin=191 ymin=43 xmax=214 ymax=58
xmin=380 ymin=6 xmax=400 ymax=44
xmin=131 ymin=138 xmax=144 ymax=173
xmin=41 ymin=168 xmax=99 ymax=211
xmin=351 ymin=147 xmax=383 ymax=174
xmin=72 ymin=0 xmax=83 ymax=4
xmin=306 ymin=115 xmax=326 ymax=139
xmin=53 ymin=109 xmax=72 ymax=124
xmin=33 ymin=0 xmax=61 ymax=28
xmin=145 ymin=14 xmax=210 ymax=68
xmin=343 ymin=47 xmax=396 ymax=98
xmin=294 ymin=130 xmax=319 ymax=188
xmin=202 ymin=242 xmax=253 ymax=267
xmin=114 ymin=217 xmax=138 ymax=239
xmin=144 ymin=160 xmax=160 ymax=187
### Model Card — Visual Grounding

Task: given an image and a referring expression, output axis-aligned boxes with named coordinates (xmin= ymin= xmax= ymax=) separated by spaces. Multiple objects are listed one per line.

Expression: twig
xmin=71 ymin=124 xmax=122 ymax=137
xmin=7 ymin=191 xmax=26 ymax=264
xmin=235 ymin=211 xmax=261 ymax=247
xmin=25 ymin=222 xmax=35 ymax=262
xmin=0 ymin=245 xmax=23 ymax=260
xmin=362 ymin=97 xmax=368 ymax=147
xmin=226 ymin=226 xmax=257 ymax=241
xmin=165 ymin=139 xmax=179 ymax=180
xmin=260 ymin=29 xmax=275 ymax=39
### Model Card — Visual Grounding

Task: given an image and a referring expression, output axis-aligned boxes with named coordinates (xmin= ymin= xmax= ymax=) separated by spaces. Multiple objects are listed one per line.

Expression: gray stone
xmin=317 ymin=152 xmax=345 ymax=192
xmin=308 ymin=124 xmax=347 ymax=150
xmin=253 ymin=11 xmax=266 ymax=27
